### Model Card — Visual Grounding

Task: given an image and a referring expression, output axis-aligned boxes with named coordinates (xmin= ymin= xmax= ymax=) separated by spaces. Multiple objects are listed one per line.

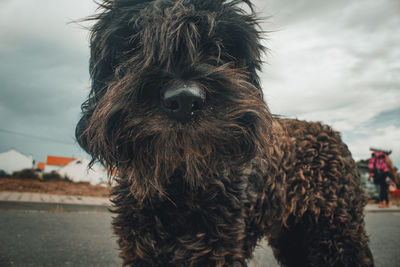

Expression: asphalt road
xmin=0 ymin=210 xmax=399 ymax=267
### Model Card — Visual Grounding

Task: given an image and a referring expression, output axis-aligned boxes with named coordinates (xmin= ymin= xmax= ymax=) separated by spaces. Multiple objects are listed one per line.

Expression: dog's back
xmin=265 ymin=118 xmax=373 ymax=266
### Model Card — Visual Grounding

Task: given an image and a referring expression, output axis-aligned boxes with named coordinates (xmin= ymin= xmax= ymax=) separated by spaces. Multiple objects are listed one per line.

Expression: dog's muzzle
xmin=162 ymin=83 xmax=206 ymax=123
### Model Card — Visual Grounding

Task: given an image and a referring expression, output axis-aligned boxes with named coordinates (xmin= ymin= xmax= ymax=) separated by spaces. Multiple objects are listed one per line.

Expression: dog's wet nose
xmin=162 ymin=83 xmax=206 ymax=122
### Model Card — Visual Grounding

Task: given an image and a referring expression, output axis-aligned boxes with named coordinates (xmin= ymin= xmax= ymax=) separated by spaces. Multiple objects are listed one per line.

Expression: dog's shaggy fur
xmin=76 ymin=0 xmax=374 ymax=266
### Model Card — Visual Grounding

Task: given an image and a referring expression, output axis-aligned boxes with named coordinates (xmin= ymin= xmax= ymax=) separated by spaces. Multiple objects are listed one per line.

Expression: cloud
xmin=366 ymin=107 xmax=400 ymax=128
xmin=0 ymin=0 xmax=97 ymax=161
xmin=255 ymin=0 xmax=400 ymax=166
xmin=0 ymin=34 xmax=89 ymax=142
xmin=0 ymin=0 xmax=96 ymax=51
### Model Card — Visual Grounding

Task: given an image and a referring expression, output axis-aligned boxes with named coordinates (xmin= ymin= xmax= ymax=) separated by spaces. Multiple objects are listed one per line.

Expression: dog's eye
xmin=136 ymin=76 xmax=171 ymax=104
xmin=138 ymin=85 xmax=162 ymax=104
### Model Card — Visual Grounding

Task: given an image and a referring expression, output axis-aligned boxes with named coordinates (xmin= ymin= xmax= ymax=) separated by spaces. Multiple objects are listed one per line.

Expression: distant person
xmin=368 ymin=150 xmax=396 ymax=208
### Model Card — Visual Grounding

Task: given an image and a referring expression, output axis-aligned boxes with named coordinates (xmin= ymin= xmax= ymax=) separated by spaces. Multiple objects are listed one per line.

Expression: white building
xmin=57 ymin=158 xmax=109 ymax=185
xmin=37 ymin=155 xmax=76 ymax=173
xmin=0 ymin=149 xmax=33 ymax=174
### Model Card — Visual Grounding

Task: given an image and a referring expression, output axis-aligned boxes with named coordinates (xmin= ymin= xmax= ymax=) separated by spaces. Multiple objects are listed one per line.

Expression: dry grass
xmin=0 ymin=177 xmax=110 ymax=197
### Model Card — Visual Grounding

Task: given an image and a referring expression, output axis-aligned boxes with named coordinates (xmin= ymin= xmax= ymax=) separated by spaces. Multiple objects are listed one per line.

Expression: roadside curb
xmin=0 ymin=192 xmax=111 ymax=213
xmin=364 ymin=205 xmax=400 ymax=213
xmin=1 ymin=200 xmax=399 ymax=214
xmin=0 ymin=200 xmax=111 ymax=213
xmin=1 ymin=192 xmax=399 ymax=213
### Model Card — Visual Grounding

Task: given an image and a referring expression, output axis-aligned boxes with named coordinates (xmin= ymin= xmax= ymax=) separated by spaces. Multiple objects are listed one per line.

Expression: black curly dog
xmin=76 ymin=0 xmax=374 ymax=266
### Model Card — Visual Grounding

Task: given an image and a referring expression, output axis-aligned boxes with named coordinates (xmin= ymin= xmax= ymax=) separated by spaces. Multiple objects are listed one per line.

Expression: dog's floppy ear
xmin=75 ymin=115 xmax=89 ymax=153
xmin=216 ymin=0 xmax=264 ymax=90
xmin=88 ymin=0 xmax=154 ymax=103
xmin=88 ymin=1 xmax=146 ymax=100
xmin=76 ymin=0 xmax=152 ymax=152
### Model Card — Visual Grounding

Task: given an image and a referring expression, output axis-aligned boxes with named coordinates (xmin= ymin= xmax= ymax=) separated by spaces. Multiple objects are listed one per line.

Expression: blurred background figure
xmin=368 ymin=148 xmax=398 ymax=208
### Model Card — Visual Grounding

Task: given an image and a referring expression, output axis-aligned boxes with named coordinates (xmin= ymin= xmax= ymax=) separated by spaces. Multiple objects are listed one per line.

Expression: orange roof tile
xmin=46 ymin=156 xmax=76 ymax=167
xmin=37 ymin=162 xmax=45 ymax=170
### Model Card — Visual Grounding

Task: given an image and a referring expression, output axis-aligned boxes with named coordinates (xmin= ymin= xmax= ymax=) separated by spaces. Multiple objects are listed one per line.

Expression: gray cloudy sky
xmin=0 ymin=0 xmax=399 ymax=168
